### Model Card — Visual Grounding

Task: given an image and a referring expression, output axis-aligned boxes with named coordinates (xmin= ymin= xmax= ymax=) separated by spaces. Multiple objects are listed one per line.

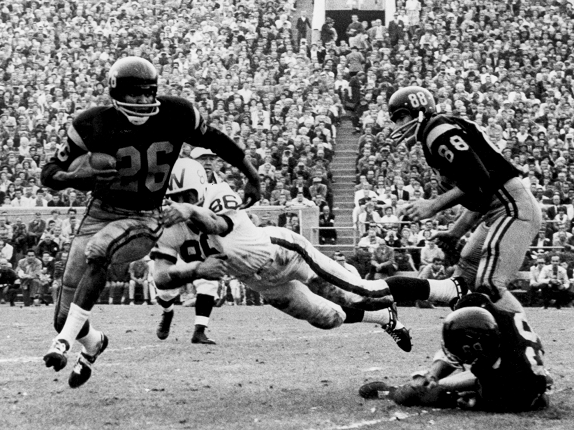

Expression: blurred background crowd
xmin=0 ymin=0 xmax=572 ymax=307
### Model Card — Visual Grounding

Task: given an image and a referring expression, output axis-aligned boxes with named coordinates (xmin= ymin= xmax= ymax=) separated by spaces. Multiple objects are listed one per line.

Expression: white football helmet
xmin=167 ymin=158 xmax=207 ymax=204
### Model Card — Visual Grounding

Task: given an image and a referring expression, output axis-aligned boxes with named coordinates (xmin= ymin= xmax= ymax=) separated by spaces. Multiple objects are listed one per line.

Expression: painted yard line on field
xmin=0 ymin=325 xmax=439 ymax=365
xmin=256 ymin=325 xmax=436 ymax=343
xmin=0 ymin=344 xmax=164 ymax=365
xmin=310 ymin=418 xmax=388 ymax=429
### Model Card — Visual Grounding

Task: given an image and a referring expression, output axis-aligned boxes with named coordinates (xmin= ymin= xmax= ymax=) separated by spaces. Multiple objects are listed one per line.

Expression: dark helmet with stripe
xmin=389 ymin=86 xmax=436 ymax=146
xmin=108 ymin=56 xmax=160 ymax=125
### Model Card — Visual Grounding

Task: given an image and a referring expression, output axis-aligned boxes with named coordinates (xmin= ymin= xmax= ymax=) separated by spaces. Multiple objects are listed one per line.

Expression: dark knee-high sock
xmin=342 ymin=306 xmax=393 ymax=327
xmin=195 ymin=294 xmax=214 ymax=327
xmin=342 ymin=306 xmax=364 ymax=324
xmin=386 ymin=277 xmax=431 ymax=302
xmin=73 ymin=263 xmax=109 ymax=311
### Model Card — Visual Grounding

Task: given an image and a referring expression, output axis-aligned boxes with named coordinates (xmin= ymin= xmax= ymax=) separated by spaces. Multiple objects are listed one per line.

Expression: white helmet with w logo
xmin=167 ymin=158 xmax=207 ymax=203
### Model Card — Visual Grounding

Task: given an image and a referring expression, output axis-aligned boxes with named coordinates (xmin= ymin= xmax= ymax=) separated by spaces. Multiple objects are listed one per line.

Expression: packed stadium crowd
xmin=0 ymin=0 xmax=572 ymax=308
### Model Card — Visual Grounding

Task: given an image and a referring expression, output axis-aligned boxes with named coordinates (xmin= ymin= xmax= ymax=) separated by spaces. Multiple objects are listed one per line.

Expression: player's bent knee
xmin=308 ymin=313 xmax=344 ymax=330
xmin=156 ymin=288 xmax=180 ymax=301
xmin=87 ymin=256 xmax=110 ymax=270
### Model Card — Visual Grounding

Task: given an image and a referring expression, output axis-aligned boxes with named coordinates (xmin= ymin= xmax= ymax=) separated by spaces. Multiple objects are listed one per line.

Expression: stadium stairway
xmin=327 ymin=116 xmax=358 ymax=257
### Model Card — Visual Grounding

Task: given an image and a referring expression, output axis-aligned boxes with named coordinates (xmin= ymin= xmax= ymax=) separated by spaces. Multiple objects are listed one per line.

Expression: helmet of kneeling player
xmin=167 ymin=158 xmax=208 ymax=205
xmin=442 ymin=296 xmax=500 ymax=366
xmin=388 ymin=86 xmax=436 ymax=146
xmin=108 ymin=56 xmax=161 ymax=125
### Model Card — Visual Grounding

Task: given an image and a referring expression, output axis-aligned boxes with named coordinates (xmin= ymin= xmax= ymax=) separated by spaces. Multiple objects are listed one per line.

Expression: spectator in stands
xmin=0 ymin=238 xmax=14 ymax=266
xmin=0 ymin=257 xmax=18 ymax=306
xmin=357 ymin=201 xmax=381 ymax=236
xmin=320 ymin=18 xmax=337 ymax=45
xmin=61 ymin=212 xmax=79 ymax=239
xmin=348 ymin=243 xmax=372 ymax=279
xmin=419 ymin=238 xmax=446 ymax=271
xmin=538 ymin=254 xmax=570 ymax=310
xmin=309 ymin=176 xmax=328 ymax=202
xmin=39 ymin=251 xmax=54 ymax=305
xmin=27 ymin=212 xmax=46 ymax=248
xmin=36 ymin=233 xmax=60 ymax=258
xmin=318 ymin=205 xmax=337 ymax=245
xmin=333 ymin=251 xmax=360 ymax=277
xmin=395 ymin=246 xmax=418 ymax=272
xmin=380 ymin=206 xmax=400 ymax=231
xmin=288 ymin=191 xmax=315 ymax=208
xmin=369 ymin=243 xmax=397 ymax=280
xmin=529 ymin=257 xmax=547 ymax=307
xmin=383 ymin=227 xmax=402 ymax=248
xmin=296 ymin=16 xmax=312 ymax=46
xmin=358 ymin=222 xmax=385 ymax=255
xmin=17 ymin=249 xmax=42 ymax=307
xmin=12 ymin=218 xmax=28 ymax=263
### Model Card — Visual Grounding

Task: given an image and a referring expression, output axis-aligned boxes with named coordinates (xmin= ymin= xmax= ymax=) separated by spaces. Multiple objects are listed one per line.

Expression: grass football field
xmin=0 ymin=304 xmax=572 ymax=430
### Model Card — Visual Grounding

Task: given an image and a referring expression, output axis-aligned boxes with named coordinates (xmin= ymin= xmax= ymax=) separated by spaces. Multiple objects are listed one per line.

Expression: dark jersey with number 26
xmin=41 ymin=96 xmax=245 ymax=211
xmin=419 ymin=115 xmax=521 ymax=213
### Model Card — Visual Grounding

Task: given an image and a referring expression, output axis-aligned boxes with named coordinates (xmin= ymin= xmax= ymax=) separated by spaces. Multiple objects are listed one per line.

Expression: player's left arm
xmin=161 ymin=200 xmax=232 ymax=236
xmin=404 ymin=186 xmax=467 ymax=222
xmin=153 ymin=255 xmax=229 ymax=289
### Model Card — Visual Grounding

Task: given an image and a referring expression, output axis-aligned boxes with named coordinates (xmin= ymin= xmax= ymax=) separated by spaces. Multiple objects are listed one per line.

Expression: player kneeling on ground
xmin=359 ymin=293 xmax=551 ymax=412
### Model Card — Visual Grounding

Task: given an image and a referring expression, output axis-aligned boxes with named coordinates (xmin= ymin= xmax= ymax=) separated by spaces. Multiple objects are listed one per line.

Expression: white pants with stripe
xmin=238 ymin=227 xmax=393 ymax=329
xmin=454 ymin=178 xmax=541 ymax=313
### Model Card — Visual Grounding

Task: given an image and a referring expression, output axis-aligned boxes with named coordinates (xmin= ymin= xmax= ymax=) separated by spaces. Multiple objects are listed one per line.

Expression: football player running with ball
xmin=389 ymin=87 xmax=541 ymax=315
xmin=40 ymin=56 xmax=261 ymax=388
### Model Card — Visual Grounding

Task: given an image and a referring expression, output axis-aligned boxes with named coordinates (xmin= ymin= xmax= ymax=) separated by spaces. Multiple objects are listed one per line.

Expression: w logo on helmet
xmin=169 ymin=168 xmax=185 ymax=193
xmin=166 ymin=158 xmax=207 ymax=199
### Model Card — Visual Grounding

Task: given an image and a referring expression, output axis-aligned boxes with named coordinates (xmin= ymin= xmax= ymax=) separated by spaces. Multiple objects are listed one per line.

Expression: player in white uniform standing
xmin=151 ymin=147 xmax=224 ymax=344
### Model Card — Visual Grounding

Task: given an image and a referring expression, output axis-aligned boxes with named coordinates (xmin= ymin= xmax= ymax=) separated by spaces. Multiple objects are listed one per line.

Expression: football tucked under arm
xmin=61 ymin=152 xmax=118 ymax=190
xmin=67 ymin=152 xmax=117 ymax=173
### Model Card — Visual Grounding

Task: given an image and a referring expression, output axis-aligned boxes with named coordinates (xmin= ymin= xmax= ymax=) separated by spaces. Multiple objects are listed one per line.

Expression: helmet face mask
xmin=390 ymin=110 xmax=424 ymax=147
xmin=442 ymin=306 xmax=500 ymax=366
xmin=108 ymin=56 xmax=161 ymax=125
xmin=169 ymin=189 xmax=200 ymax=205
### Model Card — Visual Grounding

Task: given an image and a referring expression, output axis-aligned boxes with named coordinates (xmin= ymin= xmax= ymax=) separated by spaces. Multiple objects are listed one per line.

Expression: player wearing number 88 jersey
xmin=40 ymin=56 xmax=262 ymax=388
xmin=390 ymin=86 xmax=542 ymax=314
